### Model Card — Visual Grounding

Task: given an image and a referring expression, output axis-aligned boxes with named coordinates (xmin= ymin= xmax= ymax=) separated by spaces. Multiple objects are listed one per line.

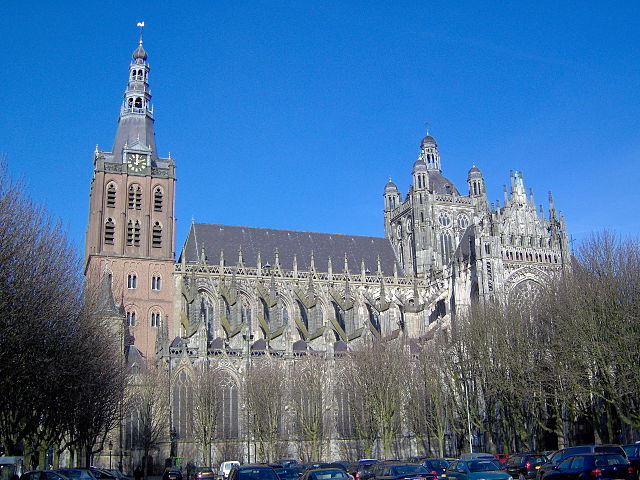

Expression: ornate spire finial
xmin=424 ymin=121 xmax=430 ymax=136
xmin=137 ymin=21 xmax=145 ymax=45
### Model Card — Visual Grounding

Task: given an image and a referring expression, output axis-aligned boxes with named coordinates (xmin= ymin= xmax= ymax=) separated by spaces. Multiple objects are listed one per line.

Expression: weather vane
xmin=137 ymin=21 xmax=145 ymax=44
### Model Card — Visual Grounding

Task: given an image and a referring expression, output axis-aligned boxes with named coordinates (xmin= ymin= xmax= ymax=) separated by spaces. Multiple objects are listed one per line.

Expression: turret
xmin=412 ymin=159 xmax=428 ymax=191
xmin=383 ymin=179 xmax=401 ymax=211
xmin=418 ymin=133 xmax=442 ymax=172
xmin=467 ymin=165 xmax=486 ymax=197
xmin=383 ymin=179 xmax=401 ymax=239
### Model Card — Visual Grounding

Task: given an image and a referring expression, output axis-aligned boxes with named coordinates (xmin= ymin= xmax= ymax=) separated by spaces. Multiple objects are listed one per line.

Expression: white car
xmin=218 ymin=462 xmax=240 ymax=479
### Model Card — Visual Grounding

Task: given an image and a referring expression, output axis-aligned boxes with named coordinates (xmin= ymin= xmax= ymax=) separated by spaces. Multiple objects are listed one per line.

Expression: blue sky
xmin=1 ymin=0 xmax=638 ymax=255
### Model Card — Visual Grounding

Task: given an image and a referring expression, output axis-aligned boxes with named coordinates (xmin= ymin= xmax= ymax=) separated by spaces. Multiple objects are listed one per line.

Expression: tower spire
xmin=110 ymin=27 xmax=157 ymax=164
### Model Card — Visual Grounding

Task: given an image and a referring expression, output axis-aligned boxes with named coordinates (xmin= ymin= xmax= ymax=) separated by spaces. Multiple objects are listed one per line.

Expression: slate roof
xmin=428 ymin=171 xmax=460 ymax=195
xmin=180 ymin=223 xmax=405 ymax=277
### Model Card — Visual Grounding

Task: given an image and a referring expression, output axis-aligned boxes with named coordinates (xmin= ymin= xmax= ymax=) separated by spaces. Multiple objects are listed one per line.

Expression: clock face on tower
xmin=127 ymin=153 xmax=147 ymax=173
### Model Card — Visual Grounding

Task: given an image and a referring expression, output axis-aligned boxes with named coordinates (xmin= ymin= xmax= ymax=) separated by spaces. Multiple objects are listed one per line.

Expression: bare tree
xmin=0 ymin=163 xmax=126 ymax=466
xmin=343 ymin=341 xmax=407 ymax=458
xmin=406 ymin=336 xmax=453 ymax=457
xmin=246 ymin=360 xmax=284 ymax=462
xmin=289 ymin=355 xmax=325 ymax=461
xmin=192 ymin=362 xmax=225 ymax=466
xmin=128 ymin=363 xmax=170 ymax=479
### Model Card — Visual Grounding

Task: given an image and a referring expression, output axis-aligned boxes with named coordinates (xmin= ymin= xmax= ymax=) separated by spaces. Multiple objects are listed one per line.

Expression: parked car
xmin=503 ymin=454 xmax=548 ymax=480
xmin=537 ymin=446 xmax=627 ymax=480
xmin=419 ymin=459 xmax=450 ymax=480
xmin=88 ymin=469 xmax=118 ymax=480
xmin=444 ymin=460 xmax=511 ymax=480
xmin=300 ymin=469 xmax=351 ymax=480
xmin=1 ymin=456 xmax=25 ymax=480
xmin=622 ymin=445 xmax=640 ymax=479
xmin=363 ymin=462 xmax=430 ymax=480
xmin=276 ymin=468 xmax=302 ymax=480
xmin=228 ymin=465 xmax=279 ymax=480
xmin=162 ymin=469 xmax=183 ymax=480
xmin=57 ymin=469 xmax=100 ymax=480
xmin=190 ymin=468 xmax=215 ymax=480
xmin=102 ymin=470 xmax=128 ymax=480
xmin=348 ymin=461 xmax=380 ymax=480
xmin=21 ymin=472 xmax=69 ymax=480
xmin=542 ymin=453 xmax=633 ymax=480
xmin=495 ymin=456 xmax=510 ymax=465
xmin=219 ymin=463 xmax=241 ymax=480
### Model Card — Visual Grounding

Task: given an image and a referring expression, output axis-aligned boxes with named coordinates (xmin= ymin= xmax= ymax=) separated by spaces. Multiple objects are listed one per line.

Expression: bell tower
xmin=84 ymin=32 xmax=176 ymax=361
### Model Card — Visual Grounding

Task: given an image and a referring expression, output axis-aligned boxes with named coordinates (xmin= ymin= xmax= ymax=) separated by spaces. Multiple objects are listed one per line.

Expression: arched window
xmin=134 ymin=97 xmax=143 ymax=109
xmin=154 ymin=187 xmax=163 ymax=212
xmin=104 ymin=218 xmax=115 ymax=245
xmin=151 ymin=311 xmax=161 ymax=328
xmin=440 ymin=231 xmax=453 ymax=264
xmin=151 ymin=275 xmax=161 ymax=291
xmin=336 ymin=386 xmax=355 ymax=438
xmin=297 ymin=300 xmax=309 ymax=330
xmin=217 ymin=378 xmax=239 ymax=439
xmin=106 ymin=183 xmax=116 ymax=208
xmin=126 ymin=310 xmax=136 ymax=327
xmin=125 ymin=404 xmax=141 ymax=448
xmin=128 ymin=184 xmax=142 ymax=210
xmin=127 ymin=220 xmax=141 ymax=247
xmin=134 ymin=221 xmax=141 ymax=246
xmin=172 ymin=371 xmax=193 ymax=440
xmin=127 ymin=273 xmax=137 ymax=289
xmin=152 ymin=222 xmax=162 ymax=248
xmin=438 ymin=212 xmax=451 ymax=227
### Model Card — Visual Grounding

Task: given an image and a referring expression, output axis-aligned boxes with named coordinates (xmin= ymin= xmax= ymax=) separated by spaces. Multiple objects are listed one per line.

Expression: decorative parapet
xmin=434 ymin=195 xmax=473 ymax=204
xmin=174 ymin=262 xmax=438 ymax=289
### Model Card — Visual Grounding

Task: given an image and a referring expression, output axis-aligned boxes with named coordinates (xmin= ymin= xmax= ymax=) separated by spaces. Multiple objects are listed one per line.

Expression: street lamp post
xmin=109 ymin=440 xmax=113 ymax=469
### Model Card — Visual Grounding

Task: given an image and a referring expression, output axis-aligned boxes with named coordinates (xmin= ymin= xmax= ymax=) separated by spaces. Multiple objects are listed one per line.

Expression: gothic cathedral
xmin=84 ymin=38 xmax=571 ymax=461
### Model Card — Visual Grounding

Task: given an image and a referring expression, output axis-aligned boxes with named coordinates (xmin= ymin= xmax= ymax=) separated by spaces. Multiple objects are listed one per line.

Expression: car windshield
xmin=276 ymin=470 xmax=299 ymax=480
xmin=593 ymin=455 xmax=628 ymax=467
xmin=623 ymin=446 xmax=639 ymax=458
xmin=237 ymin=469 xmax=278 ymax=480
xmin=468 ymin=462 xmax=501 ymax=473
xmin=58 ymin=471 xmax=95 ymax=480
xmin=594 ymin=447 xmax=625 ymax=456
xmin=506 ymin=457 xmax=524 ymax=466
xmin=426 ymin=461 xmax=448 ymax=470
xmin=388 ymin=466 xmax=428 ymax=476
xmin=311 ymin=470 xmax=349 ymax=480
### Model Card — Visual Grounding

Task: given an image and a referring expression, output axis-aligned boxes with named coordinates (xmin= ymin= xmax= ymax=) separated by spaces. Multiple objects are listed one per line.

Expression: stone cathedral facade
xmin=85 ymin=39 xmax=570 ymax=466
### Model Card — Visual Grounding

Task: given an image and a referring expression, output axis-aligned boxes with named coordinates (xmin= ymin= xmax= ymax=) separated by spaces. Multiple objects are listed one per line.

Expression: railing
xmin=435 ymin=195 xmax=473 ymax=205
xmin=175 ymin=261 xmax=437 ymax=287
